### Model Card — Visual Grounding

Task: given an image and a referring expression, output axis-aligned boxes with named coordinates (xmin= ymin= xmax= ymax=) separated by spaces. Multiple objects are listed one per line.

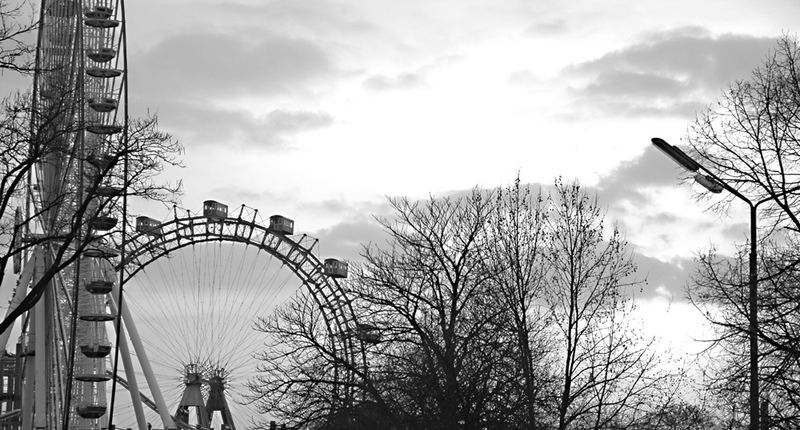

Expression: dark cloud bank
xmin=564 ymin=27 xmax=776 ymax=117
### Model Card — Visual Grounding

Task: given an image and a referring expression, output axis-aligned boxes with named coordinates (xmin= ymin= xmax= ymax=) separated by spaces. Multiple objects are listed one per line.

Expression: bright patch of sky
xmin=105 ymin=0 xmax=797 ymax=310
xmin=106 ymin=2 xmax=800 ymax=385
xmin=4 ymin=1 xmax=796 ymax=426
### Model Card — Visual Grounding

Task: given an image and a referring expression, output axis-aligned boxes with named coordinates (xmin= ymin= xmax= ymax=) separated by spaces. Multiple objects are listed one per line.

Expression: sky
xmin=106 ymin=0 xmax=800 ymax=369
xmin=118 ymin=0 xmax=796 ymax=285
xmin=5 ymin=0 xmax=800 ymax=424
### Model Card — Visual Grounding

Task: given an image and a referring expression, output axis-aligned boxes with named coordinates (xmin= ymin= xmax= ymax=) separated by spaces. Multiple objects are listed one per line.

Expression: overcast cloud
xmin=564 ymin=27 xmax=776 ymax=117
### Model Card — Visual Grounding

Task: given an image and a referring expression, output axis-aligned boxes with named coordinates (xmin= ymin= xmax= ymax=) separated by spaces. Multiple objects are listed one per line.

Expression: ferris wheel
xmin=107 ymin=202 xmax=366 ymax=430
xmin=1 ymin=2 xmax=367 ymax=430
xmin=1 ymin=1 xmax=131 ymax=430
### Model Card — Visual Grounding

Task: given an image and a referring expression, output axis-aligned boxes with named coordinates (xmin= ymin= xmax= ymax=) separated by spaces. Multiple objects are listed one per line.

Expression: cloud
xmin=564 ymin=27 xmax=776 ymax=117
xmin=523 ymin=18 xmax=568 ymax=36
xmin=720 ymin=221 xmax=750 ymax=242
xmin=596 ymin=146 xmax=685 ymax=204
xmin=363 ymin=73 xmax=425 ymax=91
xmin=153 ymin=102 xmax=333 ymax=149
xmin=209 ymin=0 xmax=379 ymax=37
xmin=314 ymin=216 xmax=389 ymax=262
xmin=133 ymin=32 xmax=335 ymax=101
xmin=634 ymin=252 xmax=693 ymax=299
xmin=508 ymin=70 xmax=542 ymax=86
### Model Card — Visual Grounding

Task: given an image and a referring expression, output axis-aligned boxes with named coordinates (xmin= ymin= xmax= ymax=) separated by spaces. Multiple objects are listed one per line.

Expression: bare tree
xmin=351 ymin=191 xmax=515 ymax=430
xmin=0 ymin=91 xmax=183 ymax=334
xmin=483 ymin=175 xmax=557 ymax=429
xmin=250 ymin=181 xmax=681 ymax=429
xmin=247 ymin=291 xmax=358 ymax=429
xmin=250 ymin=191 xmax=523 ymax=429
xmin=0 ymin=0 xmax=37 ymax=73
xmin=689 ymin=240 xmax=800 ymax=429
xmin=687 ymin=35 xmax=800 ymax=231
xmin=546 ymin=179 xmax=677 ymax=430
xmin=683 ymin=34 xmax=800 ymax=429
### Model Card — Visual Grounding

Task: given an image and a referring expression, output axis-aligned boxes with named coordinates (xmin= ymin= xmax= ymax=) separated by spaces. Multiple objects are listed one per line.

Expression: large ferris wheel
xmin=110 ymin=203 xmax=367 ymax=430
xmin=0 ymin=2 xmax=367 ymax=430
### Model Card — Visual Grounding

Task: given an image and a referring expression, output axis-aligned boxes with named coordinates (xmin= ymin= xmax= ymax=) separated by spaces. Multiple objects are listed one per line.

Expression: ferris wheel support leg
xmin=33 ymin=293 xmax=46 ymax=429
xmin=109 ymin=300 xmax=148 ymax=430
xmin=110 ymin=286 xmax=175 ymax=429
xmin=20 ymin=308 xmax=35 ymax=430
xmin=0 ymin=251 xmax=38 ymax=353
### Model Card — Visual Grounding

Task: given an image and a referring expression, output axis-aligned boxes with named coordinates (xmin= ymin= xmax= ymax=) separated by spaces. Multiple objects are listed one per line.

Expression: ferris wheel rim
xmin=116 ymin=207 xmax=366 ymax=386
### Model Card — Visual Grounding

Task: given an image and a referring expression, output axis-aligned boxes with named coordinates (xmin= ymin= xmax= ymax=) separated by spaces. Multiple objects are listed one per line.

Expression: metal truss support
xmin=0 ymin=250 xmax=39 ymax=352
xmin=33 ymin=294 xmax=46 ymax=429
xmin=110 ymin=284 xmax=174 ymax=429
xmin=108 ymin=299 xmax=147 ymax=430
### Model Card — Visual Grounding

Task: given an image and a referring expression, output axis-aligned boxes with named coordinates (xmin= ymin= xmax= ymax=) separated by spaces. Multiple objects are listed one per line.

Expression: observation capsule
xmin=86 ymin=280 xmax=113 ymax=294
xmin=324 ymin=258 xmax=348 ymax=278
xmin=86 ymin=67 xmax=122 ymax=78
xmin=79 ymin=308 xmax=113 ymax=322
xmin=86 ymin=123 xmax=122 ymax=135
xmin=76 ymin=404 xmax=107 ymax=419
xmin=88 ymin=153 xmax=116 ymax=170
xmin=96 ymin=186 xmax=122 ymax=197
xmin=269 ymin=215 xmax=294 ymax=235
xmin=83 ymin=246 xmax=120 ymax=259
xmin=80 ymin=342 xmax=112 ymax=358
xmin=74 ymin=358 xmax=111 ymax=382
xmin=203 ymin=200 xmax=228 ymax=221
xmin=355 ymin=323 xmax=381 ymax=344
xmin=89 ymin=216 xmax=117 ymax=231
xmin=75 ymin=378 xmax=108 ymax=418
xmin=136 ymin=216 xmax=162 ymax=235
xmin=85 ymin=5 xmax=113 ymax=19
xmin=87 ymin=47 xmax=117 ymax=63
xmin=87 ymin=97 xmax=118 ymax=113
xmin=84 ymin=17 xmax=119 ymax=28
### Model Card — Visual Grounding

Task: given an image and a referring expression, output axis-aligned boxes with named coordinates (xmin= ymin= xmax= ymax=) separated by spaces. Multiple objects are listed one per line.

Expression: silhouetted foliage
xmin=0 ymin=90 xmax=183 ymax=333
xmin=0 ymin=0 xmax=36 ymax=73
xmin=690 ymin=241 xmax=800 ymax=429
xmin=483 ymin=176 xmax=556 ymax=428
xmin=687 ymin=35 xmax=800 ymax=231
xmin=546 ymin=179 xmax=681 ymax=430
xmin=251 ymin=179 xmax=684 ymax=430
xmin=684 ymin=34 xmax=800 ymax=430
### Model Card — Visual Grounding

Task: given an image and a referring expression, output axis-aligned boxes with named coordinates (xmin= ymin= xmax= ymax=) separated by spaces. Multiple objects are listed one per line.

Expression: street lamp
xmin=650 ymin=137 xmax=760 ymax=430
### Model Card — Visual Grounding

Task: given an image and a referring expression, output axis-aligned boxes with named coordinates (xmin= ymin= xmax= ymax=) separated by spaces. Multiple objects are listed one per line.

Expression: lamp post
xmin=651 ymin=137 xmax=760 ymax=430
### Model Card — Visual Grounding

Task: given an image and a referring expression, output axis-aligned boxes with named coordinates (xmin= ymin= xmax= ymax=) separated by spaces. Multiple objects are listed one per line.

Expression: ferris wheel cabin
xmin=354 ymin=323 xmax=381 ymax=344
xmin=89 ymin=215 xmax=117 ymax=231
xmin=86 ymin=280 xmax=113 ymax=294
xmin=86 ymin=47 xmax=116 ymax=63
xmin=204 ymin=200 xmax=228 ymax=221
xmin=95 ymin=185 xmax=122 ymax=197
xmin=88 ymin=153 xmax=116 ymax=170
xmin=269 ymin=215 xmax=294 ymax=235
xmin=84 ymin=5 xmax=119 ymax=28
xmin=136 ymin=216 xmax=162 ymax=235
xmin=86 ymin=5 xmax=113 ymax=19
xmin=87 ymin=96 xmax=118 ymax=113
xmin=324 ymin=258 xmax=348 ymax=278
xmin=80 ymin=342 xmax=112 ymax=358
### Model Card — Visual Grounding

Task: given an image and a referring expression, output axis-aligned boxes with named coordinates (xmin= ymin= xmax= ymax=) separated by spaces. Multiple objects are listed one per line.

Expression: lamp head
xmin=694 ymin=174 xmax=724 ymax=193
xmin=651 ymin=137 xmax=701 ymax=172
